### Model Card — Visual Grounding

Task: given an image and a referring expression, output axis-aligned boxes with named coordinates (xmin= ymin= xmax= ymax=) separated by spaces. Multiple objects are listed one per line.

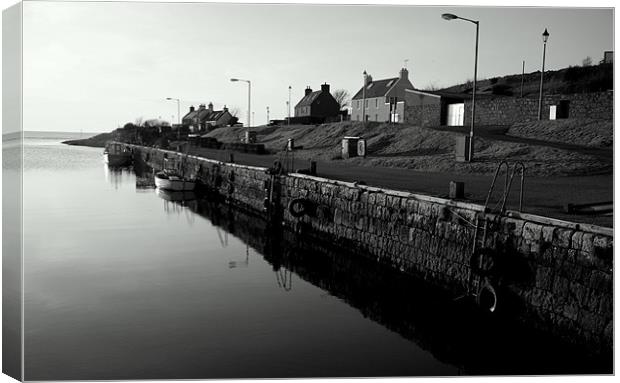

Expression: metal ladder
xmin=484 ymin=161 xmax=526 ymax=214
xmin=467 ymin=214 xmax=489 ymax=296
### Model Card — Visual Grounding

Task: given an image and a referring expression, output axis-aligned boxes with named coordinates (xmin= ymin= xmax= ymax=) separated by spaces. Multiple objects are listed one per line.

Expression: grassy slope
xmin=206 ymin=119 xmax=612 ymax=177
xmin=440 ymin=63 xmax=612 ymax=97
xmin=507 ymin=119 xmax=613 ymax=148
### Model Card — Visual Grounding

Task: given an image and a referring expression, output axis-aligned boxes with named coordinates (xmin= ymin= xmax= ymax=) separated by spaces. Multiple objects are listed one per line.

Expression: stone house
xmin=181 ymin=103 xmax=235 ymax=132
xmin=350 ymin=68 xmax=414 ymax=123
xmin=294 ymin=83 xmax=340 ymax=121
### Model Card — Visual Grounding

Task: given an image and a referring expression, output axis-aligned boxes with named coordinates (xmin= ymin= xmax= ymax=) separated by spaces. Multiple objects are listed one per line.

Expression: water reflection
xmin=103 ymin=164 xmax=134 ymax=190
xmin=152 ymin=185 xmax=610 ymax=375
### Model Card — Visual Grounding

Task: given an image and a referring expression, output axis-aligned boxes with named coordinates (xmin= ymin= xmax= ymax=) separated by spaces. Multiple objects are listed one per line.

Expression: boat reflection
xmin=103 ymin=164 xmax=134 ymax=190
xmin=155 ymin=188 xmax=198 ymax=225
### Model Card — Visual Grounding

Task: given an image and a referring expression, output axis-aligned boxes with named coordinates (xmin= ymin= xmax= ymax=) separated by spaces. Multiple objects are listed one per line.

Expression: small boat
xmin=104 ymin=143 xmax=132 ymax=166
xmin=154 ymin=170 xmax=196 ymax=191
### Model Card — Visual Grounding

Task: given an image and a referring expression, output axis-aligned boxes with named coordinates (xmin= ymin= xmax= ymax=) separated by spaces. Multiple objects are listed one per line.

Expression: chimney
xmin=305 ymin=86 xmax=313 ymax=96
xmin=189 ymin=105 xmax=195 ymax=112
xmin=198 ymin=103 xmax=206 ymax=110
xmin=399 ymin=67 xmax=409 ymax=80
xmin=208 ymin=102 xmax=214 ymax=112
xmin=321 ymin=83 xmax=330 ymax=93
xmin=223 ymin=105 xmax=228 ymax=112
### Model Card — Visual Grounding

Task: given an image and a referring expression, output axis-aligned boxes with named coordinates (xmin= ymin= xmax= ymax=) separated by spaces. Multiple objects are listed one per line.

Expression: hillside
xmin=439 ymin=62 xmax=612 ymax=97
xmin=205 ymin=120 xmax=611 ymax=177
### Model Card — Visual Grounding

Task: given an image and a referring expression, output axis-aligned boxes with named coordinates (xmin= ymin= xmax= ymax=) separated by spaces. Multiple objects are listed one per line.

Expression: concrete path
xmin=188 ymin=147 xmax=613 ymax=227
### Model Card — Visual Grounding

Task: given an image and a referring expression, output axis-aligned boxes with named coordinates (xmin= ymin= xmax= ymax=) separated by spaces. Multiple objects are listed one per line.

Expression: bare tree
xmin=228 ymin=107 xmax=241 ymax=117
xmin=424 ymin=82 xmax=440 ymax=91
xmin=332 ymin=89 xmax=350 ymax=110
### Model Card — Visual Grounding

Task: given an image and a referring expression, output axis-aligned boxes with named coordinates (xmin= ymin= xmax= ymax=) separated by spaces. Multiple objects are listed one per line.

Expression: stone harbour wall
xmin=131 ymin=145 xmax=613 ymax=355
xmin=281 ymin=175 xmax=612 ymax=354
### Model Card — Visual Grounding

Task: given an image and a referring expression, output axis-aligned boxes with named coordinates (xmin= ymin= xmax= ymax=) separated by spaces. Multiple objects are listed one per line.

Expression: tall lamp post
xmin=288 ymin=86 xmax=292 ymax=125
xmin=230 ymin=78 xmax=251 ymax=129
xmin=165 ymin=97 xmax=180 ymax=125
xmin=442 ymin=13 xmax=479 ymax=162
xmin=362 ymin=70 xmax=367 ymax=123
xmin=538 ymin=28 xmax=550 ymax=120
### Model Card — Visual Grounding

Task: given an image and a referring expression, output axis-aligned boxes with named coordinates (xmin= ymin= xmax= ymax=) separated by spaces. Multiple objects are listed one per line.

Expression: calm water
xmin=22 ymin=138 xmax=457 ymax=380
xmin=21 ymin=138 xmax=609 ymax=380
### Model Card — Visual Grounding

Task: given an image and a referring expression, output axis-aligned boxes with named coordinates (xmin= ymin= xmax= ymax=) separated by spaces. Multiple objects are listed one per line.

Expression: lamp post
xmin=165 ymin=97 xmax=180 ymax=125
xmin=442 ymin=13 xmax=479 ymax=162
xmin=288 ymin=85 xmax=292 ymax=125
xmin=230 ymin=78 xmax=251 ymax=128
xmin=266 ymin=106 xmax=270 ymax=124
xmin=362 ymin=70 xmax=367 ymax=123
xmin=538 ymin=28 xmax=550 ymax=120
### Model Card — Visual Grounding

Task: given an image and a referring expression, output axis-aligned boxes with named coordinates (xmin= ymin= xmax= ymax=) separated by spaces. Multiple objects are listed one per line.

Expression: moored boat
xmin=104 ymin=143 xmax=132 ymax=166
xmin=154 ymin=171 xmax=196 ymax=191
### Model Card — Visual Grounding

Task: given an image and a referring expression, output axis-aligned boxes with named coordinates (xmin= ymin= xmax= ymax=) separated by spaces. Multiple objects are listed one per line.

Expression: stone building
xmin=182 ymin=103 xmax=235 ymax=132
xmin=293 ymin=83 xmax=340 ymax=122
xmin=350 ymin=68 xmax=414 ymax=123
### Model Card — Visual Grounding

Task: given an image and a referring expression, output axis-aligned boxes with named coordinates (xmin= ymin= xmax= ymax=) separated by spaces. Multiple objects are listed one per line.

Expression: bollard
xmin=449 ymin=181 xmax=464 ymax=199
xmin=310 ymin=161 xmax=317 ymax=176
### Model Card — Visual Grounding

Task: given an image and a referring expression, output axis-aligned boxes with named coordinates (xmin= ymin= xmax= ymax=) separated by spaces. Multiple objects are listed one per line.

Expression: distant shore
xmin=63 ymin=132 xmax=112 ymax=148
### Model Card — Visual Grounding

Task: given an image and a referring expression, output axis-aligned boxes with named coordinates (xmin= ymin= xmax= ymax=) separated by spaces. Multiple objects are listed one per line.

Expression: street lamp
xmin=165 ymin=97 xmax=180 ymax=125
xmin=288 ymin=86 xmax=292 ymax=125
xmin=442 ymin=12 xmax=479 ymax=162
xmin=266 ymin=106 xmax=270 ymax=124
xmin=230 ymin=78 xmax=251 ymax=129
xmin=538 ymin=28 xmax=550 ymax=120
xmin=362 ymin=70 xmax=367 ymax=123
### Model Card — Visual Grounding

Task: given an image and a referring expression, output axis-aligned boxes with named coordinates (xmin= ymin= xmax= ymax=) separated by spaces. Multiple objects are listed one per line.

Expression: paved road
xmin=188 ymin=147 xmax=613 ymax=227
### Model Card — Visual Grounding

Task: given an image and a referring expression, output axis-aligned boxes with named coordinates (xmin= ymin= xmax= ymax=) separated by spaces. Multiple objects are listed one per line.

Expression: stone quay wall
xmin=131 ymin=145 xmax=613 ymax=355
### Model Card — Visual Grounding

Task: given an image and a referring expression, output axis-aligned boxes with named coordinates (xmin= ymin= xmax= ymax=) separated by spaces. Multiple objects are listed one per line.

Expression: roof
xmin=405 ymin=89 xmax=467 ymax=100
xmin=352 ymin=77 xmax=399 ymax=100
xmin=295 ymin=90 xmax=323 ymax=108
xmin=183 ymin=108 xmax=231 ymax=123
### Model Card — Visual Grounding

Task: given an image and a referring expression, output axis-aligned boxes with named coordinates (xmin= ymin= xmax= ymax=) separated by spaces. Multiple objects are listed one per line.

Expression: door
xmin=447 ymin=103 xmax=465 ymax=126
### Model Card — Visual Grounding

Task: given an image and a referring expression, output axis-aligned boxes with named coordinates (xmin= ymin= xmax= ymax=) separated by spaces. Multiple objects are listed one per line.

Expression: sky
xmin=16 ymin=1 xmax=615 ymax=132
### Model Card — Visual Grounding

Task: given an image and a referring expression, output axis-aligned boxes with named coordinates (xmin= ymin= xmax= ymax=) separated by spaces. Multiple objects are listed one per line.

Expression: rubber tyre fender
xmin=477 ymin=281 xmax=498 ymax=313
xmin=288 ymin=198 xmax=308 ymax=218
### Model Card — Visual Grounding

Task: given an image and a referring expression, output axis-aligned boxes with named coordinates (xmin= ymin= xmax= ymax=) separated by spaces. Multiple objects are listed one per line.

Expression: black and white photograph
xmin=1 ymin=0 xmax=616 ymax=380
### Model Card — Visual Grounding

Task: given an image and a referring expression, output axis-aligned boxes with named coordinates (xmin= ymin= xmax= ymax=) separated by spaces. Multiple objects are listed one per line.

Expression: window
xmin=375 ymin=114 xmax=378 ymax=121
xmin=357 ymin=100 xmax=361 ymax=109
xmin=375 ymin=99 xmax=378 ymax=107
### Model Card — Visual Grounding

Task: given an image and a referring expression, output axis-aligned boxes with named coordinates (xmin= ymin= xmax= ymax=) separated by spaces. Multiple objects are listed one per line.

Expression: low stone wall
xmin=404 ymin=103 xmax=442 ymax=127
xmin=131 ymin=144 xmax=613 ymax=356
xmin=463 ymin=91 xmax=613 ymax=125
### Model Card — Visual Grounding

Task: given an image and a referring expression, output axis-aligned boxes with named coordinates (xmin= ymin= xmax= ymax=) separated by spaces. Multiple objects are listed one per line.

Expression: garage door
xmin=447 ymin=103 xmax=465 ymax=126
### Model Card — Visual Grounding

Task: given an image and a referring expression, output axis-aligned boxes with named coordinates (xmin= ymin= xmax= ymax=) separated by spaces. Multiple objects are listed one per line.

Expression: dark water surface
xmin=23 ymin=139 xmax=458 ymax=380
xmin=23 ymin=139 xmax=609 ymax=380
